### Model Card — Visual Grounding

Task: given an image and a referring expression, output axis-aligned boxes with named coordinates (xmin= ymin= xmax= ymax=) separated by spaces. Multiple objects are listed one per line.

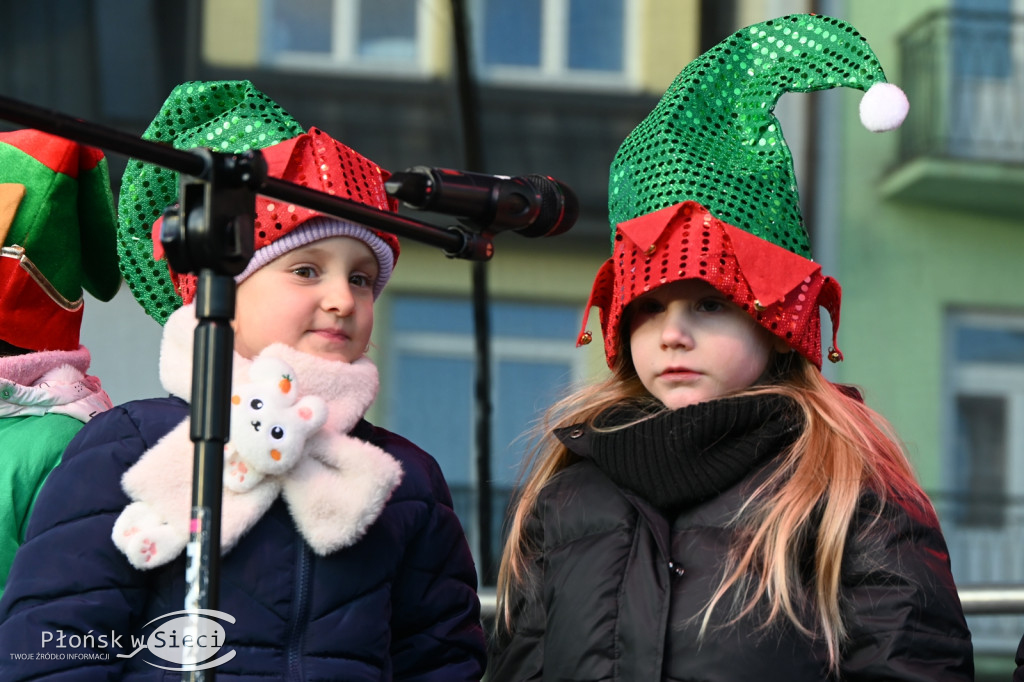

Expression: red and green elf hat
xmin=578 ymin=13 xmax=909 ymax=369
xmin=0 ymin=129 xmax=121 ymax=352
xmin=119 ymin=80 xmax=401 ymax=325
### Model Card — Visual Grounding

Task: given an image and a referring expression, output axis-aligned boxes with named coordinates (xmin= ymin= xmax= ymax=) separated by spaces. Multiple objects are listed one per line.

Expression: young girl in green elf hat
xmin=489 ymin=14 xmax=972 ymax=681
xmin=0 ymin=130 xmax=120 ymax=595
xmin=0 ymin=81 xmax=486 ymax=680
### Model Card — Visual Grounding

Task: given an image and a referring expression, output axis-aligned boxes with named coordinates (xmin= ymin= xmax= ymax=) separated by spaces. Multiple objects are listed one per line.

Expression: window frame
xmin=383 ymin=296 xmax=590 ymax=480
xmin=260 ymin=0 xmax=431 ymax=76
xmin=944 ymin=309 xmax=1024 ymax=528
xmin=382 ymin=296 xmax=589 ymax=577
xmin=471 ymin=0 xmax=639 ymax=90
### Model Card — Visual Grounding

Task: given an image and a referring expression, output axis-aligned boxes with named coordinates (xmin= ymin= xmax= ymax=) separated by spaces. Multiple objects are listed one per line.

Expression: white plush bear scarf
xmin=112 ymin=304 xmax=404 ymax=570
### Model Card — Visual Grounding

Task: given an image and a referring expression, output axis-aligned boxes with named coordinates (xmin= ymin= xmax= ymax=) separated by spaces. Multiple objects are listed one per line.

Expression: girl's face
xmin=234 ymin=236 xmax=378 ymax=363
xmin=627 ymin=279 xmax=787 ymax=409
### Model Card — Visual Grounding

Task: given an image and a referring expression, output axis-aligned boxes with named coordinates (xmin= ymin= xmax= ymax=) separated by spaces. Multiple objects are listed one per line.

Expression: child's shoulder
xmin=0 ymin=413 xmax=83 ymax=486
xmin=0 ymin=410 xmax=83 ymax=443
xmin=539 ymin=458 xmax=634 ymax=519
xmin=65 ymin=396 xmax=189 ymax=464
xmin=91 ymin=395 xmax=188 ymax=431
xmin=351 ymin=419 xmax=454 ymax=504
xmin=23 ymin=396 xmax=190 ymax=540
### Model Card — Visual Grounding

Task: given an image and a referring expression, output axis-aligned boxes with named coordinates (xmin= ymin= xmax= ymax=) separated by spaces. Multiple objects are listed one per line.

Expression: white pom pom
xmin=859 ymin=82 xmax=909 ymax=132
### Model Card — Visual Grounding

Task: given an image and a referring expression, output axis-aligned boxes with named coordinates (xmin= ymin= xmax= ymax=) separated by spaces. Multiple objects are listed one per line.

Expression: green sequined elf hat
xmin=0 ymin=130 xmax=120 ymax=351
xmin=118 ymin=80 xmax=400 ymax=325
xmin=577 ymin=13 xmax=909 ymax=369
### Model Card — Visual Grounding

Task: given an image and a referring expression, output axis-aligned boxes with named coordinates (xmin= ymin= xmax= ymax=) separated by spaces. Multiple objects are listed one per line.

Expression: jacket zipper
xmin=286 ymin=540 xmax=312 ymax=680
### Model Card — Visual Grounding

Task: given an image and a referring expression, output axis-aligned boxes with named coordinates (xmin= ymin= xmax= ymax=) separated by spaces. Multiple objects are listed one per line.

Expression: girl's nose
xmin=322 ymin=280 xmax=356 ymax=316
xmin=660 ymin=303 xmax=695 ymax=349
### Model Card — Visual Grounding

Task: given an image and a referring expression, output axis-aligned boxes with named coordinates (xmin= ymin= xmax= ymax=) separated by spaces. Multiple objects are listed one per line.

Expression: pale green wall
xmin=835 ymin=0 xmax=1024 ymax=490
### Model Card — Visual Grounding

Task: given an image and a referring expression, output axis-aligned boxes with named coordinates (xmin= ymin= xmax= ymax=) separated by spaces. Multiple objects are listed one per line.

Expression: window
xmin=383 ymin=296 xmax=585 ymax=575
xmin=943 ymin=310 xmax=1024 ymax=650
xmin=946 ymin=311 xmax=1024 ymax=528
xmin=262 ymin=0 xmax=422 ymax=72
xmin=473 ymin=0 xmax=632 ymax=86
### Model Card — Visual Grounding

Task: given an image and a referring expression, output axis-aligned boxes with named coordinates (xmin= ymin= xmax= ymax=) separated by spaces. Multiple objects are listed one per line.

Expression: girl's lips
xmin=659 ymin=368 xmax=701 ymax=381
xmin=313 ymin=329 xmax=350 ymax=342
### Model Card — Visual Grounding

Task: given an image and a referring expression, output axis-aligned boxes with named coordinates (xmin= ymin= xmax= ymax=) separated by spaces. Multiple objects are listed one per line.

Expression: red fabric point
xmin=0 ymin=129 xmax=104 ymax=177
xmin=722 ymin=224 xmax=820 ymax=308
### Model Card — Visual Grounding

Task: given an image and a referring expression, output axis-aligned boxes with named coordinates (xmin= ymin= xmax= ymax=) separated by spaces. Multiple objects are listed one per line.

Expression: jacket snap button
xmin=569 ymin=427 xmax=584 ymax=439
xmin=668 ymin=561 xmax=685 ymax=577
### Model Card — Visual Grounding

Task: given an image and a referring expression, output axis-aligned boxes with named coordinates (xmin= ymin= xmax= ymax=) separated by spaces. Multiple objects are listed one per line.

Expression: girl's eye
xmin=292 ymin=265 xmax=317 ymax=279
xmin=635 ymin=298 xmax=665 ymax=316
xmin=697 ymin=299 xmax=726 ymax=313
xmin=350 ymin=273 xmax=373 ymax=288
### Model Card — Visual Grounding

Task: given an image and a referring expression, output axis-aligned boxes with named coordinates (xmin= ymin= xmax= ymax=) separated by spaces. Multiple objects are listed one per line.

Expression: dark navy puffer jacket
xmin=0 ymin=396 xmax=486 ymax=681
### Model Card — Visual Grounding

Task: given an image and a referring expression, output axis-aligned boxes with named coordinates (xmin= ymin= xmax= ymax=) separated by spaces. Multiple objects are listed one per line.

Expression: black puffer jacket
xmin=488 ymin=396 xmax=973 ymax=681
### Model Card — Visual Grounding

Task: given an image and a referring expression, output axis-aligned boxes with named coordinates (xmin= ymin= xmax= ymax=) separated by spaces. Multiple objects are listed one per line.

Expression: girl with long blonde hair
xmin=488 ymin=13 xmax=972 ymax=681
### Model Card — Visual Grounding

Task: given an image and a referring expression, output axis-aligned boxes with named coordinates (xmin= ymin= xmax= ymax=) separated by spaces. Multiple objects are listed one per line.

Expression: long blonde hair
xmin=494 ymin=349 xmax=936 ymax=672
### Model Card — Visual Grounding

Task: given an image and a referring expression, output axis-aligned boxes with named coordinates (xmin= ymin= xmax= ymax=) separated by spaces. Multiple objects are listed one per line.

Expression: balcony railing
xmin=935 ymin=491 xmax=1024 ymax=654
xmin=883 ymin=9 xmax=1024 ymax=217
xmin=898 ymin=9 xmax=1024 ymax=164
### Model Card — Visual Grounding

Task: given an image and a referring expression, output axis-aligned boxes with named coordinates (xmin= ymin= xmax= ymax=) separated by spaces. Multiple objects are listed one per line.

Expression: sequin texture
xmin=118 ymin=81 xmax=305 ymax=324
xmin=584 ymin=14 xmax=894 ymax=368
xmin=118 ymin=81 xmax=402 ymax=323
xmin=608 ymin=14 xmax=888 ymax=253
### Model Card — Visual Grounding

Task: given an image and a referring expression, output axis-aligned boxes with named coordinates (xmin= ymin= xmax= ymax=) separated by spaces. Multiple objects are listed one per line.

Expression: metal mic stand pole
xmin=159 ymin=148 xmax=265 ymax=682
xmin=449 ymin=0 xmax=495 ymax=585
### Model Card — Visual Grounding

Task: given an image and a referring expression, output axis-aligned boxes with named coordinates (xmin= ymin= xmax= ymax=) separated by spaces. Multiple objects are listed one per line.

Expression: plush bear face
xmin=228 ymin=356 xmax=327 ymax=477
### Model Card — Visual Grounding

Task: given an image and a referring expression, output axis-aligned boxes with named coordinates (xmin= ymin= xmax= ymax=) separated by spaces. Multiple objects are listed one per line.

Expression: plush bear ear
xmin=294 ymin=395 xmax=328 ymax=432
xmin=249 ymin=355 xmax=299 ymax=398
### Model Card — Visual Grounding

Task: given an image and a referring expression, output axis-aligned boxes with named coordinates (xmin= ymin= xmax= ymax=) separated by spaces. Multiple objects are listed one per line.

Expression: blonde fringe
xmin=495 ymin=361 xmax=648 ymax=630
xmin=494 ymin=354 xmax=937 ymax=674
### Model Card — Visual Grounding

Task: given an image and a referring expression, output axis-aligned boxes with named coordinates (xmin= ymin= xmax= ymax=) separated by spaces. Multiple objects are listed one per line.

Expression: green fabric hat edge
xmin=609 ymin=13 xmax=896 ymax=258
xmin=0 ymin=135 xmax=120 ymax=304
xmin=117 ymin=80 xmax=306 ymax=325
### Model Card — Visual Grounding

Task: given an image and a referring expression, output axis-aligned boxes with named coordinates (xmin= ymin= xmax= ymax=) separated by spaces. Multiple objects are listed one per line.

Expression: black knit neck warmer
xmin=588 ymin=394 xmax=801 ymax=515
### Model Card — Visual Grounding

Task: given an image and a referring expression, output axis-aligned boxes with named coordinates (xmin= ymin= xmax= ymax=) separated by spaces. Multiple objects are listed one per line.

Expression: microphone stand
xmin=0 ymin=95 xmax=495 ymax=681
xmin=0 ymin=96 xmax=492 ymax=260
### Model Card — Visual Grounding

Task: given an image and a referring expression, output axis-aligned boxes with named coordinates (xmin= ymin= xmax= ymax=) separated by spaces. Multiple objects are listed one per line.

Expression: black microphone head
xmin=518 ymin=174 xmax=579 ymax=238
xmin=384 ymin=166 xmax=434 ymax=208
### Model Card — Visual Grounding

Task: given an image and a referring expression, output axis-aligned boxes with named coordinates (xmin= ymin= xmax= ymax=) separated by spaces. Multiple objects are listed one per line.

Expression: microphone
xmin=384 ymin=166 xmax=579 ymax=238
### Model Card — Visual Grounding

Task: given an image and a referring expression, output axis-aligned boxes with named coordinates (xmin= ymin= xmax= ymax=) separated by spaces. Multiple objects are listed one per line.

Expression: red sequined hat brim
xmin=577 ymin=201 xmax=842 ymax=369
xmin=164 ymin=128 xmax=401 ymax=306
